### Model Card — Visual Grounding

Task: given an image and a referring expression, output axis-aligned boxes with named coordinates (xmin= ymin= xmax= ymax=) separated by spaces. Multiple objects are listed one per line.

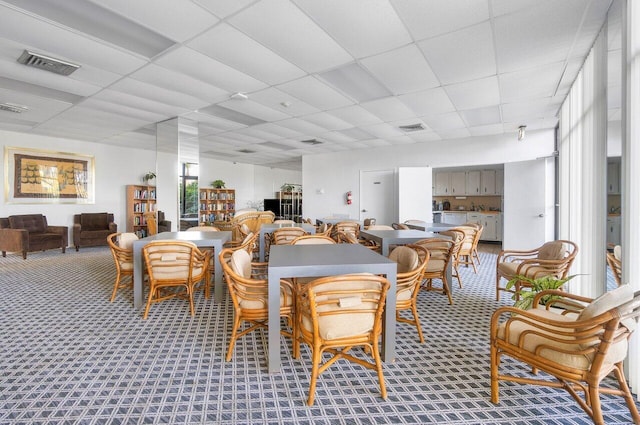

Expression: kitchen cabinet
xmin=466 ymin=212 xmax=501 ymax=241
xmin=434 ymin=172 xmax=450 ymax=195
xmin=442 ymin=212 xmax=467 ymax=225
xmin=466 ymin=171 xmax=481 ymax=195
xmin=607 ymin=216 xmax=621 ymax=246
xmin=450 ymin=171 xmax=466 ymax=195
xmin=495 ymin=169 xmax=504 ymax=195
xmin=607 ymin=162 xmax=620 ymax=194
xmin=481 ymin=170 xmax=496 ymax=195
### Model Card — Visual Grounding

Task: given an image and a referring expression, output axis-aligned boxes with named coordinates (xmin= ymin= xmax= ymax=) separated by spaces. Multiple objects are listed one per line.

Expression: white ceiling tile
xmin=0 ymin=5 xmax=146 ymax=75
xmin=228 ymin=0 xmax=353 ymax=73
xmin=155 ymin=46 xmax=267 ymax=94
xmin=494 ymin=2 xmax=588 ymax=73
xmin=422 ymin=112 xmax=466 ymax=131
xmin=398 ymin=87 xmax=455 ymax=116
xmin=436 ymin=128 xmax=472 ymax=140
xmin=277 ymin=76 xmax=354 ymax=110
xmin=81 ymin=98 xmax=166 ymax=123
xmin=501 ymin=98 xmax=556 ymax=122
xmin=386 ymin=135 xmax=415 ymax=145
xmin=218 ymin=99 xmax=291 ymax=122
xmin=250 ymin=123 xmax=304 ymax=139
xmin=275 ymin=117 xmax=329 ymax=136
xmin=360 ymin=97 xmax=417 ymax=122
xmin=490 ymin=0 xmax=545 ymax=18
xmin=0 ymin=87 xmax=72 ymax=121
xmin=300 ymin=112 xmax=352 ymax=131
xmin=188 ymin=23 xmax=306 ymax=86
xmin=319 ymin=131 xmax=355 ymax=143
xmin=110 ymin=78 xmax=209 ymax=111
xmin=408 ymin=131 xmax=441 ymax=143
xmin=419 ymin=22 xmax=496 ymax=85
xmin=392 ymin=0 xmax=489 ymax=41
xmin=103 ymin=131 xmax=157 ymax=150
xmin=444 ymin=76 xmax=500 ymax=110
xmin=361 ymin=123 xmax=403 ymax=139
xmin=360 ymin=139 xmax=392 ymax=148
xmin=499 ymin=62 xmax=565 ymax=103
xmin=90 ymin=0 xmax=219 ymax=43
xmin=193 ymin=0 xmax=256 ymax=18
xmin=361 ymin=45 xmax=440 ymax=95
xmin=459 ymin=106 xmax=502 ymax=127
xmin=293 ymin=0 xmax=411 ymax=58
xmin=468 ymin=123 xmax=505 ymax=137
xmin=181 ymin=112 xmax=247 ymax=132
xmin=93 ymin=89 xmax=189 ymax=117
xmin=326 ymin=105 xmax=383 ymax=127
xmin=249 ymin=87 xmax=319 ymax=117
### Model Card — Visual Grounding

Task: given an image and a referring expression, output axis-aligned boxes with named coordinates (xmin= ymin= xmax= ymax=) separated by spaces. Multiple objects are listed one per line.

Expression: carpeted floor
xmin=0 ymin=245 xmax=637 ymax=424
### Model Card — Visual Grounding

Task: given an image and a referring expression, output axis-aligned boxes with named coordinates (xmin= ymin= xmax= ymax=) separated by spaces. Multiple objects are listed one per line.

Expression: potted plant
xmin=143 ymin=171 xmax=156 ymax=185
xmin=281 ymin=184 xmax=295 ymax=192
xmin=506 ymin=274 xmax=577 ymax=310
xmin=211 ymin=179 xmax=225 ymax=189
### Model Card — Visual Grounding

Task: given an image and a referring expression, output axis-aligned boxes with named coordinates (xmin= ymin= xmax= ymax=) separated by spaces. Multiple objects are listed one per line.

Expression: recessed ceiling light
xmin=398 ymin=123 xmax=425 ymax=132
xmin=280 ymin=101 xmax=292 ymax=108
xmin=300 ymin=139 xmax=323 ymax=145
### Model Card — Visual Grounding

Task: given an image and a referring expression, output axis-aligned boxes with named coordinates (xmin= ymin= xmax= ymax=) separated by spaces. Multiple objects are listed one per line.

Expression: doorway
xmin=359 ymin=170 xmax=395 ymax=226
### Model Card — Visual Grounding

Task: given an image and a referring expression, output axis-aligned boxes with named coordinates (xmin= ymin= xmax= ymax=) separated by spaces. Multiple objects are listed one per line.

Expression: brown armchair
xmin=73 ymin=213 xmax=117 ymax=250
xmin=0 ymin=214 xmax=68 ymax=259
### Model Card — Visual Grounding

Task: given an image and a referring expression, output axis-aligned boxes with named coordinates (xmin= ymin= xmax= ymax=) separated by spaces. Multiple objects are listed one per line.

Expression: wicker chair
xmin=330 ymin=221 xmax=360 ymax=242
xmin=141 ymin=240 xmax=210 ymax=319
xmin=143 ymin=211 xmax=158 ymax=236
xmin=606 ymin=245 xmax=622 ymax=287
xmin=106 ymin=232 xmax=138 ymax=302
xmin=290 ymin=235 xmax=336 ymax=245
xmin=392 ymin=223 xmax=409 ymax=230
xmin=490 ymin=285 xmax=640 ymax=425
xmin=440 ymin=229 xmax=464 ymax=289
xmin=219 ymin=248 xmax=295 ymax=361
xmin=186 ymin=226 xmax=220 ymax=231
xmin=415 ymin=237 xmax=456 ymax=305
xmin=495 ymin=240 xmax=578 ymax=301
xmin=389 ymin=245 xmax=429 ymax=343
xmin=452 ymin=225 xmax=479 ymax=273
xmin=298 ymin=273 xmax=390 ymax=406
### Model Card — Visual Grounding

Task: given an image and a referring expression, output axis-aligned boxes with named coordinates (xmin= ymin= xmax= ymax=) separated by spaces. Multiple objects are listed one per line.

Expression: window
xmin=179 ymin=162 xmax=198 ymax=217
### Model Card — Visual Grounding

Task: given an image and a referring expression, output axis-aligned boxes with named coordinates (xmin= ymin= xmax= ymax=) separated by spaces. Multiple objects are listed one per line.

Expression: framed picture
xmin=4 ymin=146 xmax=95 ymax=204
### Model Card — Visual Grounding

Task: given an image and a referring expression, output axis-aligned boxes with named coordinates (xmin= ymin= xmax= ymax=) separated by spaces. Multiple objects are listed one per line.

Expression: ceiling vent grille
xmin=0 ymin=102 xmax=29 ymax=113
xmin=398 ymin=123 xmax=425 ymax=132
xmin=237 ymin=149 xmax=256 ymax=154
xmin=300 ymin=139 xmax=323 ymax=145
xmin=17 ymin=50 xmax=80 ymax=76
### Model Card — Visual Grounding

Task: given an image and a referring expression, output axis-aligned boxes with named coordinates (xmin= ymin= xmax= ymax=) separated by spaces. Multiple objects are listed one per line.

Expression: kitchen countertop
xmin=439 ymin=210 xmax=502 ymax=214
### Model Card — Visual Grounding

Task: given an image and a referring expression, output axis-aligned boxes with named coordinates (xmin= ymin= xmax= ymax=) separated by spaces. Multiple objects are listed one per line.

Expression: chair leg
xmin=614 ymin=363 xmax=640 ymax=424
xmin=110 ymin=273 xmax=122 ymax=302
xmin=371 ymin=342 xmax=387 ymax=400
xmin=443 ymin=277 xmax=453 ymax=305
xmin=495 ymin=274 xmax=501 ymax=301
xmin=411 ymin=303 xmax=425 ymax=343
xmin=225 ymin=316 xmax=242 ymax=361
xmin=589 ymin=385 xmax=604 ymax=425
xmin=490 ymin=345 xmax=499 ymax=404
xmin=307 ymin=346 xmax=322 ymax=406
xmin=142 ymin=286 xmax=156 ymax=320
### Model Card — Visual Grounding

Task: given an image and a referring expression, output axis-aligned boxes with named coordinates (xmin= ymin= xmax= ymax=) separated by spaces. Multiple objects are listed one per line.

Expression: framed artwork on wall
xmin=4 ymin=146 xmax=95 ymax=204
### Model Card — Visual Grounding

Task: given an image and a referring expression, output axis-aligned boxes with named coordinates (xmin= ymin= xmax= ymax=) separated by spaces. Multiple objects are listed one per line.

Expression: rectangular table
xmin=258 ymin=222 xmax=316 ymax=261
xmin=267 ymin=244 xmax=397 ymax=373
xmin=132 ymin=230 xmax=231 ymax=309
xmin=404 ymin=221 xmax=459 ymax=232
xmin=359 ymin=229 xmax=441 ymax=256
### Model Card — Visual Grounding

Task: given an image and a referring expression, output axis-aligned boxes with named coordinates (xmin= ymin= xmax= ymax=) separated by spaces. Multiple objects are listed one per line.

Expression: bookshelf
xmin=126 ymin=184 xmax=156 ymax=238
xmin=277 ymin=189 xmax=302 ymax=222
xmin=199 ymin=188 xmax=235 ymax=224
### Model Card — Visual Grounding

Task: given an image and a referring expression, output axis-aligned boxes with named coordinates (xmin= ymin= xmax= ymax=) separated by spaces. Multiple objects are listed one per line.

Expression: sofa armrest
xmin=47 ymin=226 xmax=69 ymax=247
xmin=109 ymin=222 xmax=117 ymax=232
xmin=0 ymin=228 xmax=29 ymax=253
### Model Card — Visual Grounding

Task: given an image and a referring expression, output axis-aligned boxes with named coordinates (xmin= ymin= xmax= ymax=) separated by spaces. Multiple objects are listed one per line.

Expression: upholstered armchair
xmin=0 ymin=214 xmax=68 ymax=259
xmin=156 ymin=211 xmax=172 ymax=233
xmin=73 ymin=212 xmax=117 ymax=250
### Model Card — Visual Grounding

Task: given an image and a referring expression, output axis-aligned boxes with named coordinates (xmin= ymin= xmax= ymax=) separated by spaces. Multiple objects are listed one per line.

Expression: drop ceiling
xmin=0 ymin=0 xmax=621 ymax=171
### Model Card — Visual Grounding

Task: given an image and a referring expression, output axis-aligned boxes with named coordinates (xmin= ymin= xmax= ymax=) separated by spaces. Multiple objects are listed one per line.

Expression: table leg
xmin=381 ymin=240 xmax=389 ymax=257
xmin=133 ymin=242 xmax=144 ymax=310
xmin=267 ymin=268 xmax=281 ymax=373
xmin=259 ymin=230 xmax=266 ymax=262
xmin=213 ymin=241 xmax=224 ymax=302
xmin=381 ymin=268 xmax=397 ymax=362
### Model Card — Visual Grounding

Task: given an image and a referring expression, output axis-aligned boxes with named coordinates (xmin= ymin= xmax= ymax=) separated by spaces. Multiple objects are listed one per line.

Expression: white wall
xmin=303 ymin=129 xmax=556 ymax=221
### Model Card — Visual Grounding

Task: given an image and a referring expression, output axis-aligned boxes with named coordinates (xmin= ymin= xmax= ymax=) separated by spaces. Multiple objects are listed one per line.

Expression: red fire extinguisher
xmin=346 ymin=191 xmax=353 ymax=205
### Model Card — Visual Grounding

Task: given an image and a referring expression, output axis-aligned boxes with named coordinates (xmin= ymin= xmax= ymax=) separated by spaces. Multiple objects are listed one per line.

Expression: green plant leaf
xmin=506 ymin=274 xmax=579 ymax=310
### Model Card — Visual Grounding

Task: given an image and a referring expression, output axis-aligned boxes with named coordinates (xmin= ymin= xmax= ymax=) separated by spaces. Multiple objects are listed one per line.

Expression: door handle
xmin=538 ymin=214 xmax=544 ymax=218
xmin=362 ymin=209 xmax=367 ymax=212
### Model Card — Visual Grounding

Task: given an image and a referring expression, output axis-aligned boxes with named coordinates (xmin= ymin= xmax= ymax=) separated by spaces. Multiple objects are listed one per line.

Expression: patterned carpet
xmin=0 ymin=245 xmax=637 ymax=425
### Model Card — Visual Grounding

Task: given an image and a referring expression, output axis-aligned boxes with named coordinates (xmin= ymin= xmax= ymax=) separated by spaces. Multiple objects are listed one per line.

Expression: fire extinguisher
xmin=346 ymin=191 xmax=353 ymax=205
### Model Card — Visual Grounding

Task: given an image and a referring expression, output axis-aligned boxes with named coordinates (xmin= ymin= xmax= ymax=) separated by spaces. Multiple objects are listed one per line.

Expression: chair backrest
xmin=107 ymin=232 xmax=138 ymax=267
xmin=452 ymin=226 xmax=476 ymax=254
xmin=299 ymin=274 xmax=390 ymax=341
xmin=392 ymin=223 xmax=409 ymax=230
xmin=533 ymin=240 xmax=579 ymax=278
xmin=316 ymin=222 xmax=332 ymax=236
xmin=143 ymin=212 xmax=158 ymax=235
xmin=273 ymin=219 xmax=296 ymax=224
xmin=219 ymin=248 xmax=270 ymax=312
xmin=336 ymin=230 xmax=360 ymax=244
xmin=331 ymin=221 xmax=360 ymax=240
xmin=291 ymin=235 xmax=336 ymax=245
xmin=186 ymin=226 xmax=220 ymax=232
xmin=367 ymin=224 xmax=394 ymax=231
xmin=607 ymin=246 xmax=622 ymax=286
xmin=416 ymin=234 xmax=458 ymax=277
xmin=272 ymin=227 xmax=308 ymax=245
xmin=363 ymin=218 xmax=376 ymax=228
xmin=389 ymin=245 xmax=429 ymax=302
xmin=389 ymin=246 xmax=420 ymax=273
xmin=142 ymin=240 xmax=200 ymax=282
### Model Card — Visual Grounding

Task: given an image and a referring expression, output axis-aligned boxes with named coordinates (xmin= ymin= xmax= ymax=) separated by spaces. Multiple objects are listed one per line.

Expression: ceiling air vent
xmin=237 ymin=149 xmax=256 ymax=154
xmin=300 ymin=139 xmax=323 ymax=145
xmin=398 ymin=123 xmax=425 ymax=132
xmin=17 ymin=50 xmax=80 ymax=76
xmin=0 ymin=103 xmax=29 ymax=113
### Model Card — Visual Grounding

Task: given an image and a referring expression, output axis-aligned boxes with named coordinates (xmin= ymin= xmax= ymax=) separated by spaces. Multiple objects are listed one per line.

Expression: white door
xmin=360 ymin=170 xmax=395 ymax=225
xmin=503 ymin=158 xmax=555 ymax=250
xmin=398 ymin=166 xmax=432 ymax=222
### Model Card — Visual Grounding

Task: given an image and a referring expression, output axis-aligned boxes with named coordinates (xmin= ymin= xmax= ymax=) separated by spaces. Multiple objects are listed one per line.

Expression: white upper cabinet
xmin=434 ymin=172 xmax=450 ymax=195
xmin=481 ymin=170 xmax=496 ymax=195
xmin=607 ymin=161 xmax=620 ymax=194
xmin=450 ymin=171 xmax=466 ymax=195
xmin=466 ymin=171 xmax=481 ymax=195
xmin=495 ymin=169 xmax=504 ymax=195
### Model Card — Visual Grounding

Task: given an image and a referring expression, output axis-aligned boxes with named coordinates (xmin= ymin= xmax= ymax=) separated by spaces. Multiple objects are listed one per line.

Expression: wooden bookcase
xmin=126 ymin=184 xmax=156 ymax=238
xmin=199 ymin=188 xmax=235 ymax=224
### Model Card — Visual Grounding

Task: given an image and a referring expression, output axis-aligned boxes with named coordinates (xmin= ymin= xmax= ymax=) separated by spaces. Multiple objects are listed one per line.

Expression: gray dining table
xmin=258 ymin=222 xmax=316 ymax=261
xmin=132 ymin=230 xmax=231 ymax=309
xmin=359 ymin=229 xmax=442 ymax=256
xmin=403 ymin=221 xmax=459 ymax=232
xmin=267 ymin=243 xmax=397 ymax=373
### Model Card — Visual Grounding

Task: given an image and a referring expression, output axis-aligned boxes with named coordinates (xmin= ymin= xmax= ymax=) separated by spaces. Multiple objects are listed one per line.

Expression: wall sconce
xmin=517 ymin=125 xmax=526 ymax=141
xmin=316 ymin=188 xmax=325 ymax=195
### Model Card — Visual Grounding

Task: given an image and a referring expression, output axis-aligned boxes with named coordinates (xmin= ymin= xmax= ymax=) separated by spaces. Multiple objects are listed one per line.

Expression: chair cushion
xmin=613 ymin=245 xmax=622 ymax=261
xmin=118 ymin=233 xmax=138 ymax=250
xmin=231 ymin=249 xmax=252 ymax=279
xmin=497 ymin=262 xmax=555 ymax=279
xmin=81 ymin=213 xmax=109 ymax=231
xmin=538 ymin=241 xmax=566 ymax=260
xmin=389 ymin=246 xmax=419 ymax=273
xmin=578 ymin=284 xmax=636 ymax=332
xmin=9 ymin=214 xmax=46 ymax=233
xmin=425 ymin=259 xmax=446 ymax=273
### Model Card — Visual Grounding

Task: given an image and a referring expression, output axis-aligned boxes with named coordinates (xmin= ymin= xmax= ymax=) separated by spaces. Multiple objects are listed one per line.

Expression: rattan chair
xmin=186 ymin=225 xmax=220 ymax=231
xmin=452 ymin=225 xmax=479 ymax=274
xmin=143 ymin=211 xmax=158 ymax=236
xmin=606 ymin=245 xmax=622 ymax=287
xmin=107 ymin=232 xmax=139 ymax=302
xmin=291 ymin=234 xmax=336 ymax=245
xmin=219 ymin=248 xmax=295 ymax=361
xmin=336 ymin=230 xmax=380 ymax=252
xmin=298 ymin=273 xmax=390 ymax=406
xmin=495 ymin=240 xmax=578 ymax=301
xmin=392 ymin=223 xmax=409 ymax=230
xmin=490 ymin=285 xmax=640 ymax=425
xmin=415 ymin=237 xmax=456 ymax=305
xmin=142 ymin=240 xmax=210 ymax=319
xmin=366 ymin=224 xmax=394 ymax=230
xmin=315 ymin=222 xmax=333 ymax=237
xmin=330 ymin=221 xmax=360 ymax=242
xmin=389 ymin=245 xmax=430 ymax=343
xmin=440 ymin=229 xmax=464 ymax=289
